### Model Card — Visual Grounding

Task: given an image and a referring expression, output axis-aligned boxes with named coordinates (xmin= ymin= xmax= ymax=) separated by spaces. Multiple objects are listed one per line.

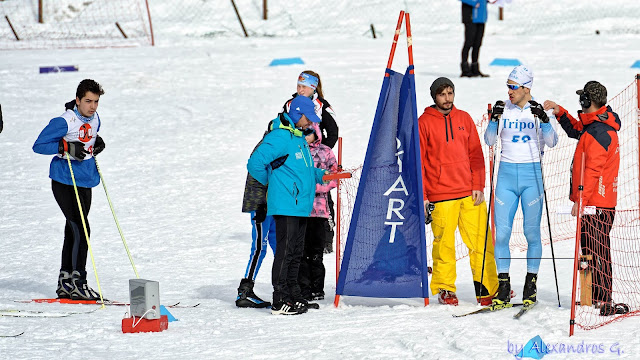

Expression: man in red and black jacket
xmin=544 ymin=81 xmax=628 ymax=315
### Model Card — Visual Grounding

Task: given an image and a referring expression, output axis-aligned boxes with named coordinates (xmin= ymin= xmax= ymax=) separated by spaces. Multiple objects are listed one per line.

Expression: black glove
xmin=59 ymin=139 xmax=89 ymax=161
xmin=93 ymin=135 xmax=105 ymax=156
xmin=491 ymin=101 xmax=505 ymax=122
xmin=252 ymin=204 xmax=267 ymax=224
xmin=529 ymin=100 xmax=549 ymax=123
xmin=64 ymin=99 xmax=76 ymax=111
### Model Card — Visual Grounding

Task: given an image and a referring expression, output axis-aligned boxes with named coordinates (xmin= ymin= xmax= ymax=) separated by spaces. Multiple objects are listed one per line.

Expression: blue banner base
xmin=631 ymin=60 xmax=640 ymax=68
xmin=490 ymin=58 xmax=522 ymax=66
xmin=159 ymin=305 xmax=178 ymax=322
xmin=39 ymin=65 xmax=79 ymax=74
xmin=269 ymin=57 xmax=304 ymax=66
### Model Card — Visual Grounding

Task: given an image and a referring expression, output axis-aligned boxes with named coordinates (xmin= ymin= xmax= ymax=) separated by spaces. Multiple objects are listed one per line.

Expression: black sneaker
xmin=492 ymin=273 xmax=511 ymax=306
xmin=522 ymin=273 xmax=538 ymax=306
xmin=600 ymin=302 xmax=630 ymax=316
xmin=235 ymin=279 xmax=271 ymax=308
xmin=56 ymin=270 xmax=74 ymax=299
xmin=271 ymin=301 xmax=303 ymax=315
xmin=310 ymin=291 xmax=325 ymax=301
xmin=294 ymin=298 xmax=318 ymax=310
xmin=69 ymin=271 xmax=101 ymax=301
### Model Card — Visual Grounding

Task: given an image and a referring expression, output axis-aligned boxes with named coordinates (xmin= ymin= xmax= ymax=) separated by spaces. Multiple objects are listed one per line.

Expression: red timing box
xmin=122 ymin=315 xmax=168 ymax=333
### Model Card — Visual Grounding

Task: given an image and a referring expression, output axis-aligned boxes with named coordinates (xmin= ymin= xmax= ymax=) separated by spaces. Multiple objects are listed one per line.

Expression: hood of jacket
xmin=270 ymin=112 xmax=304 ymax=138
xmin=578 ymin=105 xmax=621 ymax=131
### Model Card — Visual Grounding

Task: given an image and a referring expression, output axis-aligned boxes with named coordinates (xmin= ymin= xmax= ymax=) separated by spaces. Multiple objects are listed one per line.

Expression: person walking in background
xmin=248 ymin=95 xmax=326 ymax=315
xmin=236 ymin=125 xmax=277 ymax=309
xmin=298 ymin=123 xmax=338 ymax=302
xmin=460 ymin=0 xmax=489 ymax=77
xmin=418 ymin=77 xmax=498 ymax=306
xmin=284 ymin=71 xmax=339 ymax=254
xmin=484 ymin=66 xmax=558 ymax=308
xmin=32 ymin=79 xmax=107 ymax=301
xmin=543 ymin=81 xmax=629 ymax=316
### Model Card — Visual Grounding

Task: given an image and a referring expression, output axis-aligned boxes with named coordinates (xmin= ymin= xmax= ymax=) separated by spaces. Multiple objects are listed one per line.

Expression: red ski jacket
xmin=418 ymin=105 xmax=485 ymax=203
xmin=556 ymin=105 xmax=620 ymax=208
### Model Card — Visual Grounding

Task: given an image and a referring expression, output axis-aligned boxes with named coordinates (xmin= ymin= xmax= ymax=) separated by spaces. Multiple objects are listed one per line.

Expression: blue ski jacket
xmin=33 ymin=110 xmax=101 ymax=188
xmin=247 ymin=113 xmax=325 ymax=217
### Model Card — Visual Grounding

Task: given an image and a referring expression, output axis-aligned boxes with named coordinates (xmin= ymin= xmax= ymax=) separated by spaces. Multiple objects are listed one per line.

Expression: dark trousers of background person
xmin=461 ymin=23 xmax=485 ymax=65
xmin=298 ymin=217 xmax=328 ymax=298
xmin=272 ymin=215 xmax=307 ymax=304
xmin=52 ymin=180 xmax=92 ymax=278
xmin=580 ymin=207 xmax=615 ymax=304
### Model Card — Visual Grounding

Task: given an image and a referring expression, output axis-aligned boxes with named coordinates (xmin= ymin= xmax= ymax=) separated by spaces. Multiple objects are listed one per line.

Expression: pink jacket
xmin=308 ymin=124 xmax=338 ymax=218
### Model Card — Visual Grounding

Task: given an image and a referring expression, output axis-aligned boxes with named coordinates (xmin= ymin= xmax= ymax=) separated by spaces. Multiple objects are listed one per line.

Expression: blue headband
xmin=297 ymin=73 xmax=318 ymax=90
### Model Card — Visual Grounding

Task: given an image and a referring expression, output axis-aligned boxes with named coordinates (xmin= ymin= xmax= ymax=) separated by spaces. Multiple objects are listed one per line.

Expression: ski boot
xmin=69 ymin=270 xmax=101 ymax=301
xmin=522 ymin=272 xmax=538 ymax=306
xmin=492 ymin=273 xmax=511 ymax=309
xmin=236 ymin=278 xmax=271 ymax=308
xmin=56 ymin=270 xmax=74 ymax=299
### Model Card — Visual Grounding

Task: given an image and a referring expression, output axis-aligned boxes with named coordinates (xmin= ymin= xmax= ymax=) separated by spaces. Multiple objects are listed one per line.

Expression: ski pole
xmin=94 ymin=156 xmax=139 ymax=278
xmin=479 ymin=103 xmax=496 ymax=302
xmin=534 ymin=115 xmax=562 ymax=307
xmin=66 ymin=154 xmax=106 ymax=309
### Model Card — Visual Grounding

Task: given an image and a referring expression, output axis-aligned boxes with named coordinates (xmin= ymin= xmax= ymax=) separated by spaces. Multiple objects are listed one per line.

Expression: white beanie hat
xmin=508 ymin=65 xmax=533 ymax=88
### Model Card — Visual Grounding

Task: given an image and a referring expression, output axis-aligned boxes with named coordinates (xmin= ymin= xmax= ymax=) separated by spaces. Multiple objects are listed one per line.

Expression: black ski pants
xmin=461 ymin=22 xmax=485 ymax=64
xmin=272 ymin=215 xmax=307 ymax=304
xmin=52 ymin=180 xmax=92 ymax=277
xmin=580 ymin=207 xmax=615 ymax=303
xmin=298 ymin=217 xmax=327 ymax=297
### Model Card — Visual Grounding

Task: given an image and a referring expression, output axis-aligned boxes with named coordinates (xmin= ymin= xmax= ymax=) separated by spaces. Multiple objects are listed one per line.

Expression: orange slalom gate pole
xmin=569 ymin=153 xmax=586 ymax=336
xmin=385 ymin=11 xmax=405 ymax=74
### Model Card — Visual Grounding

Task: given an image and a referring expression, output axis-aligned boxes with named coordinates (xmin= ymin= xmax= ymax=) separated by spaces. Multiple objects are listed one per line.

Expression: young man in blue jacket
xmin=33 ymin=79 xmax=106 ymax=301
xmin=247 ymin=95 xmax=326 ymax=315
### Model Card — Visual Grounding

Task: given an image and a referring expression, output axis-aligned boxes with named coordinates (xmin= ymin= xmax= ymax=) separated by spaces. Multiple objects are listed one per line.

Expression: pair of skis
xmin=14 ymin=298 xmax=200 ymax=308
xmin=0 ymin=307 xmax=98 ymax=318
xmin=453 ymin=301 xmax=537 ymax=319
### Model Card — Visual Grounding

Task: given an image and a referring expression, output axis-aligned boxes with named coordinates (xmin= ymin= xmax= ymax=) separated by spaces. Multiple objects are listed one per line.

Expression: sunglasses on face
xmin=507 ymin=83 xmax=523 ymax=90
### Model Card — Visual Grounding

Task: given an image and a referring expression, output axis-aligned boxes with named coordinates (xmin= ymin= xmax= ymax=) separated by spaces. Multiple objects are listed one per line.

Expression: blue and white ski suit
xmin=484 ymin=99 xmax=558 ymax=274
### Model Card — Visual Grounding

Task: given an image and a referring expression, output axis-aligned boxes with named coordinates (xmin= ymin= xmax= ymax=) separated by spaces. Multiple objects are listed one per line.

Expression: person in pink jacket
xmin=298 ymin=123 xmax=338 ymax=301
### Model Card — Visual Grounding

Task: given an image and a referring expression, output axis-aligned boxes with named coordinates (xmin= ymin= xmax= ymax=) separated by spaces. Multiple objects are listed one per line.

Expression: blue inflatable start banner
xmin=336 ymin=65 xmax=428 ymax=300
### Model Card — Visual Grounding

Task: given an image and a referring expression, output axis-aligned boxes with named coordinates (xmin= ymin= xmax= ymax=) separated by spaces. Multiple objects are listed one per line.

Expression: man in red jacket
xmin=544 ymin=81 xmax=628 ymax=315
xmin=418 ymin=77 xmax=498 ymax=306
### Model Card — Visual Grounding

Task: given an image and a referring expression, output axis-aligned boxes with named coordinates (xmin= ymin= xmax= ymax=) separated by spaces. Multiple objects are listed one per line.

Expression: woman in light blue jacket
xmin=247 ymin=95 xmax=325 ymax=315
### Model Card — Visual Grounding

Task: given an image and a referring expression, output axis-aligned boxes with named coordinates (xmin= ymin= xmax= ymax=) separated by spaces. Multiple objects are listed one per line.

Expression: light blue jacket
xmin=247 ymin=113 xmax=325 ymax=217
xmin=461 ymin=0 xmax=488 ymax=24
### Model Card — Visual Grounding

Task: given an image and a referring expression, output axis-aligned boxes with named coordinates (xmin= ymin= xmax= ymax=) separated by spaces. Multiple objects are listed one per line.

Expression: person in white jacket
xmin=484 ymin=65 xmax=558 ymax=308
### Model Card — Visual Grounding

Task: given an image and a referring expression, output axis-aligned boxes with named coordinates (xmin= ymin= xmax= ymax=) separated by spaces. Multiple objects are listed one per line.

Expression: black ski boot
xmin=69 ymin=270 xmax=101 ymax=301
xmin=471 ymin=62 xmax=490 ymax=77
xmin=522 ymin=272 xmax=538 ymax=306
xmin=492 ymin=273 xmax=511 ymax=308
xmin=460 ymin=62 xmax=473 ymax=77
xmin=56 ymin=270 xmax=74 ymax=299
xmin=236 ymin=278 xmax=271 ymax=308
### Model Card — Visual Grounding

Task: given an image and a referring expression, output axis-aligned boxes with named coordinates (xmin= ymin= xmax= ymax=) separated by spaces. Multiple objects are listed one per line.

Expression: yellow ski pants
xmin=429 ymin=196 xmax=498 ymax=299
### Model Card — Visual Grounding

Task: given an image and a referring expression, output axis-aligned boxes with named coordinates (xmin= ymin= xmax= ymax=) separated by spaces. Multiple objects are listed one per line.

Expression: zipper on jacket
xmin=298 ymin=144 xmax=310 ymax=167
xmin=444 ymin=115 xmax=449 ymax=143
xmin=293 ymin=182 xmax=299 ymax=205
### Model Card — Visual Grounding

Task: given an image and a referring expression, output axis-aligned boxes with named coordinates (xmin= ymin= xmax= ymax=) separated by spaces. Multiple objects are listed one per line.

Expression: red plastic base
xmin=122 ymin=315 xmax=168 ymax=333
